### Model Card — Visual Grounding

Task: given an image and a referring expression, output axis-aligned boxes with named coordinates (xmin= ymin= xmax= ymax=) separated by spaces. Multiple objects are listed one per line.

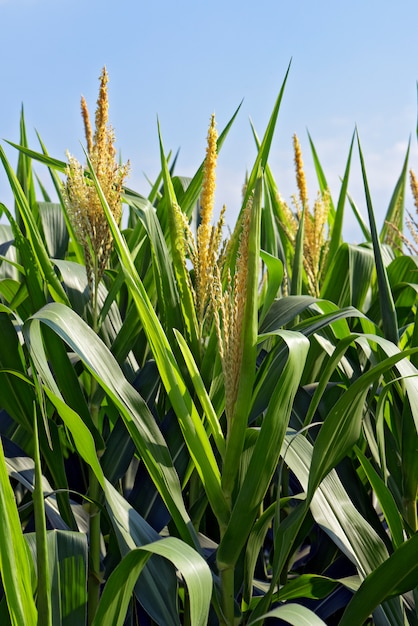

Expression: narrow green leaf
xmin=380 ymin=140 xmax=410 ymax=245
xmin=326 ymin=131 xmax=355 ymax=266
xmin=104 ymin=480 xmax=181 ymax=626
xmin=243 ymin=502 xmax=276 ymax=607
xmin=241 ymin=61 xmax=291 ymax=216
xmin=347 ymin=191 xmax=371 ymax=241
xmin=42 ymin=388 xmax=105 ymax=490
xmin=217 ymin=331 xmax=309 ymax=569
xmin=259 ymin=249 xmax=284 ymax=322
xmin=0 ymin=202 xmax=46 ymax=312
xmin=0 ymin=437 xmax=37 ymax=626
xmin=320 ymin=243 xmax=375 ymax=309
xmin=174 ymin=329 xmax=225 ymax=457
xmin=284 ymin=432 xmax=390 ymax=577
xmin=157 ymin=123 xmax=199 ymax=350
xmin=339 ymin=533 xmax=418 ymax=626
xmin=249 ymin=603 xmax=327 ymax=626
xmin=16 ymin=107 xmax=37 ymax=224
xmin=35 ymin=131 xmax=84 ymax=265
xmin=5 ymin=140 xmax=67 ymax=172
xmin=356 ymin=131 xmax=398 ymax=344
xmin=127 ymin=193 xmax=183 ymax=340
xmin=290 ymin=206 xmax=305 ymax=296
xmin=0 ymin=145 xmax=69 ymax=305
xmin=32 ymin=400 xmax=52 ymax=626
xmin=0 ymin=310 xmax=36 ymax=433
xmin=92 ymin=537 xmax=212 ymax=626
xmin=278 ymin=574 xmax=340 ymax=602
xmin=355 ymin=446 xmax=405 ymax=549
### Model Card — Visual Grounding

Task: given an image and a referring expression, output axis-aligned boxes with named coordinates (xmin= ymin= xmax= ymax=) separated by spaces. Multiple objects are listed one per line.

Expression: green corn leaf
xmin=0 ymin=145 xmax=69 ymax=305
xmin=38 ymin=202 xmax=69 ymax=259
xmin=0 ymin=310 xmax=36 ymax=433
xmin=174 ymin=329 xmax=225 ymax=457
xmin=325 ymin=131 xmax=355 ymax=267
xmin=356 ymin=131 xmax=398 ymax=344
xmin=243 ymin=502 xmax=276 ymax=608
xmin=280 ymin=432 xmax=390 ymax=578
xmin=39 ymin=318 xmax=103 ymax=448
xmin=400 ymin=396 xmax=418 ymax=531
xmin=265 ymin=343 xmax=418 ymax=606
xmin=158 ymin=123 xmax=199 ymax=351
xmin=42 ymin=389 xmax=105 ymax=491
xmin=307 ymin=131 xmax=334 ymax=207
xmin=104 ymin=480 xmax=182 ymax=626
xmin=32 ymin=398 xmax=52 ymax=626
xmin=25 ymin=530 xmax=88 ymax=626
xmin=92 ymin=537 xmax=212 ymax=626
xmin=249 ymin=603 xmax=327 ymax=626
xmin=0 ymin=437 xmax=37 ymax=626
xmin=320 ymin=243 xmax=375 ymax=309
xmin=0 ymin=202 xmax=46 ymax=312
xmin=259 ymin=249 xmax=284 ymax=323
xmin=241 ymin=61 xmax=291 ymax=217
xmin=127 ymin=193 xmax=184 ymax=340
xmin=354 ymin=446 xmax=405 ymax=549
xmin=277 ymin=574 xmax=341 ymax=602
xmin=339 ymin=533 xmax=418 ymax=626
xmin=380 ymin=140 xmax=410 ymax=245
xmin=290 ymin=205 xmax=305 ymax=297
xmin=5 ymin=139 xmax=67 ymax=172
xmin=249 ymin=122 xmax=292 ymax=267
xmin=259 ymin=295 xmax=317 ymax=333
xmin=217 ymin=330 xmax=309 ymax=569
xmin=24 ymin=304 xmax=199 ymax=543
xmin=346 ymin=191 xmax=371 ymax=242
xmin=308 ymin=344 xmax=418 ymax=496
xmin=16 ymin=107 xmax=37 ymax=225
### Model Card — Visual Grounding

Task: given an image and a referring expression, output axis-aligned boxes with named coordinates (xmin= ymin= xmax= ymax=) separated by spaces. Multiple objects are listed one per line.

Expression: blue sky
xmin=1 ymin=0 xmax=418 ymax=239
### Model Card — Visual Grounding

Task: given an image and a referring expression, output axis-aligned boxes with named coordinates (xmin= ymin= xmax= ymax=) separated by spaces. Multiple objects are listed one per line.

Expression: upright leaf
xmin=357 ymin=131 xmax=398 ymax=344
xmin=0 ymin=437 xmax=37 ymax=626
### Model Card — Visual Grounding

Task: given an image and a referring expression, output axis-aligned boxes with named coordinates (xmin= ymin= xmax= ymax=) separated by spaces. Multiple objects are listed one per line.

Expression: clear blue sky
xmin=1 ymin=0 xmax=418 ymax=240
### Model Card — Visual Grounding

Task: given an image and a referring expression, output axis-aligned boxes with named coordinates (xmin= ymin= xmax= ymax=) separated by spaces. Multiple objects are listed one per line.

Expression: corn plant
xmin=0 ymin=65 xmax=417 ymax=626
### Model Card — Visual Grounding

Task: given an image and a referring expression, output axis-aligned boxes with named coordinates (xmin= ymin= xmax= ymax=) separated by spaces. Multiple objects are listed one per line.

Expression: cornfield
xmin=0 ymin=64 xmax=417 ymax=625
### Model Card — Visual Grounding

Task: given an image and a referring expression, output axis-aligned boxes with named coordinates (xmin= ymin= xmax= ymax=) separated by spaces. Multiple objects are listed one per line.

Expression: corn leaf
xmin=0 ymin=146 xmax=69 ymax=305
xmin=354 ymin=446 xmax=404 ymax=549
xmin=158 ymin=123 xmax=199 ymax=351
xmin=25 ymin=530 xmax=88 ymax=626
xmin=308 ymin=345 xmax=418 ymax=496
xmin=24 ymin=304 xmax=197 ymax=544
xmin=249 ymin=603 xmax=327 ymax=625
xmin=217 ymin=330 xmax=309 ymax=569
xmin=104 ymin=480 xmax=182 ymax=626
xmin=0 ymin=437 xmax=37 ymax=626
xmin=380 ymin=140 xmax=410 ymax=245
xmin=339 ymin=532 xmax=418 ymax=626
xmin=92 ymin=537 xmax=212 ymax=626
xmin=356 ymin=131 xmax=398 ymax=344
